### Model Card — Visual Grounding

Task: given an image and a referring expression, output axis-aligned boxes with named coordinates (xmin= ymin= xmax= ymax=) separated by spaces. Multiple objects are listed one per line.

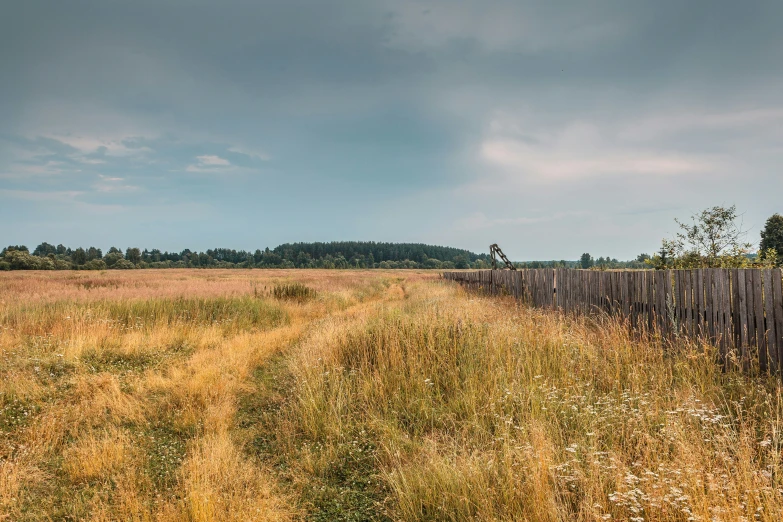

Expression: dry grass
xmin=0 ymin=269 xmax=425 ymax=520
xmin=2 ymin=269 xmax=783 ymax=520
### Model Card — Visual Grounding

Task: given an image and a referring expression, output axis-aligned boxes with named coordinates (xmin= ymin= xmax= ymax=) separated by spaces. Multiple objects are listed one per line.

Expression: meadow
xmin=2 ymin=269 xmax=783 ymax=521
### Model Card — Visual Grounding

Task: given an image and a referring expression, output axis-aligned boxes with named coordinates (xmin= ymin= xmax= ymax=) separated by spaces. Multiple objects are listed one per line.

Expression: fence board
xmin=640 ymin=271 xmax=646 ymax=330
xmin=598 ymin=272 xmax=606 ymax=312
xmin=654 ymin=270 xmax=665 ymax=334
xmin=694 ymin=269 xmax=701 ymax=337
xmin=632 ymin=272 xmax=640 ymax=328
xmin=763 ymin=270 xmax=778 ymax=373
xmin=687 ymin=270 xmax=696 ymax=337
xmin=665 ymin=271 xmax=674 ymax=337
xmin=716 ymin=269 xmax=725 ymax=348
xmin=721 ymin=269 xmax=732 ymax=360
xmin=695 ymin=269 xmax=704 ymax=338
xmin=622 ymin=272 xmax=630 ymax=318
xmin=773 ymin=270 xmax=783 ymax=374
xmin=647 ymin=271 xmax=654 ymax=328
xmin=745 ymin=270 xmax=757 ymax=359
xmin=736 ymin=270 xmax=749 ymax=364
xmin=752 ymin=269 xmax=767 ymax=371
xmin=672 ymin=270 xmax=685 ymax=334
xmin=706 ymin=269 xmax=713 ymax=341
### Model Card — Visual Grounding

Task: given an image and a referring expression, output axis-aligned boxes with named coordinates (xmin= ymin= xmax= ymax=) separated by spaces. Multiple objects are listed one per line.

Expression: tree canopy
xmin=0 ymin=241 xmax=491 ymax=271
xmin=648 ymin=206 xmax=778 ymax=269
xmin=760 ymin=213 xmax=783 ymax=266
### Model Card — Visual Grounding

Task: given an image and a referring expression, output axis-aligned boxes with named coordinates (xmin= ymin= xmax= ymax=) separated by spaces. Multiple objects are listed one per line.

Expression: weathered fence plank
xmin=773 ymin=269 xmax=783 ymax=374
xmin=720 ymin=269 xmax=731 ymax=361
xmin=745 ymin=270 xmax=757 ymax=361
xmin=763 ymin=270 xmax=777 ymax=373
xmin=752 ymin=269 xmax=767 ymax=371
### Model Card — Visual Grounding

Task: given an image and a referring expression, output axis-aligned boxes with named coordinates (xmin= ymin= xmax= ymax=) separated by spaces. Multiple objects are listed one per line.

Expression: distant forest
xmin=0 ymin=241 xmax=652 ymax=271
xmin=1 ymin=241 xmax=491 ymax=270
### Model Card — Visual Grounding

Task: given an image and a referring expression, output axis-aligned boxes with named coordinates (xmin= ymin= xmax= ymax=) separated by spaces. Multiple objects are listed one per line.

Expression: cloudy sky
xmin=2 ymin=0 xmax=782 ymax=260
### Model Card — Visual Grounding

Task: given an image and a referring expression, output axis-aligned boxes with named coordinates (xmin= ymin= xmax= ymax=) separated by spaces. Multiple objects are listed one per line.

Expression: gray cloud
xmin=1 ymin=1 xmax=782 ymax=258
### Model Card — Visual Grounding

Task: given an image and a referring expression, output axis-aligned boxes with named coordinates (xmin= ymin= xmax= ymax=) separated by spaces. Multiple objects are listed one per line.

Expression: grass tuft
xmin=273 ymin=282 xmax=318 ymax=302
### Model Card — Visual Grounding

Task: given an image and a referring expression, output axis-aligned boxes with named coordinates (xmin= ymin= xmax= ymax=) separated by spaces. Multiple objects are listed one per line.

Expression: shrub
xmin=103 ymin=252 xmax=124 ymax=267
xmin=111 ymin=259 xmax=136 ymax=270
xmin=84 ymin=259 xmax=107 ymax=270
xmin=3 ymin=250 xmax=44 ymax=270
xmin=272 ymin=282 xmax=317 ymax=301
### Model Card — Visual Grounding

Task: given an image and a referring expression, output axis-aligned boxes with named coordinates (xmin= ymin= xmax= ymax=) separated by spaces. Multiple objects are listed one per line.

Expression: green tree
xmin=580 ymin=253 xmax=594 ymax=269
xmin=3 ymin=250 xmax=45 ymax=269
xmin=84 ymin=259 xmax=107 ymax=270
xmin=112 ymin=259 xmax=135 ymax=269
xmin=667 ymin=206 xmax=751 ymax=268
xmin=125 ymin=247 xmax=142 ymax=265
xmin=72 ymin=248 xmax=87 ymax=265
xmin=33 ymin=242 xmax=57 ymax=257
xmin=3 ymin=245 xmax=29 ymax=254
xmin=103 ymin=251 xmax=124 ymax=267
xmin=760 ymin=213 xmax=783 ymax=266
xmin=454 ymin=255 xmax=469 ymax=269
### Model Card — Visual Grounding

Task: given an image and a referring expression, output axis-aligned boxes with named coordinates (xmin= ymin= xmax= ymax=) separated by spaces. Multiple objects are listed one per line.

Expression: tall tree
xmin=72 ymin=248 xmax=87 ymax=265
xmin=580 ymin=253 xmax=594 ymax=269
xmin=760 ymin=213 xmax=783 ymax=265
xmin=125 ymin=247 xmax=142 ymax=265
xmin=658 ymin=205 xmax=752 ymax=268
xmin=33 ymin=242 xmax=57 ymax=257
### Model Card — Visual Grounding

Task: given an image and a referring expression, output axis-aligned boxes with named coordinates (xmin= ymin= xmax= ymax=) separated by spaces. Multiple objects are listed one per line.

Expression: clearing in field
xmin=2 ymin=269 xmax=783 ymax=521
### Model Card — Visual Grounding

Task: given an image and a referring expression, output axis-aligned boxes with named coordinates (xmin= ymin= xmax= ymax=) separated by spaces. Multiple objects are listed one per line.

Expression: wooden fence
xmin=443 ymin=268 xmax=783 ymax=375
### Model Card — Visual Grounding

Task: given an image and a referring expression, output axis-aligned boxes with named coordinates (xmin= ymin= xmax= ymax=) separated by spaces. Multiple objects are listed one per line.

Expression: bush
xmin=103 ymin=252 xmax=124 ymax=267
xmin=272 ymin=282 xmax=317 ymax=301
xmin=3 ymin=250 xmax=44 ymax=270
xmin=0 ymin=261 xmax=9 ymax=271
xmin=53 ymin=259 xmax=72 ymax=270
xmin=84 ymin=259 xmax=107 ymax=270
xmin=111 ymin=259 xmax=136 ymax=270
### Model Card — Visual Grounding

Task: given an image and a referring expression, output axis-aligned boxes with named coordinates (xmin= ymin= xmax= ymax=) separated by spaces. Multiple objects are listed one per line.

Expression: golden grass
xmin=162 ymin=433 xmax=292 ymax=522
xmin=2 ymin=268 xmax=782 ymax=520
xmin=268 ymin=281 xmax=783 ymax=521
xmin=0 ymin=269 xmax=424 ymax=520
xmin=62 ymin=428 xmax=131 ymax=483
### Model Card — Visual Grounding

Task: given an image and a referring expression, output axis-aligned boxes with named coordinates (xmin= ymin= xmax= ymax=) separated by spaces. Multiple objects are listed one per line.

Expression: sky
xmin=2 ymin=0 xmax=782 ymax=260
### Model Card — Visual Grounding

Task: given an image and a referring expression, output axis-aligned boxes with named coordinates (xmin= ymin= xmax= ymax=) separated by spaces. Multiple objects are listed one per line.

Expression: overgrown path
xmin=239 ymin=276 xmax=783 ymax=522
xmin=0 ymin=269 xmax=423 ymax=521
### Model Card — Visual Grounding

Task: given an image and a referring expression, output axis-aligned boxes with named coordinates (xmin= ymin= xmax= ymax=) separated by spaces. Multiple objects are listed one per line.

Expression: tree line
xmin=3 ymin=209 xmax=780 ymax=272
xmin=0 ymin=241 xmax=491 ymax=271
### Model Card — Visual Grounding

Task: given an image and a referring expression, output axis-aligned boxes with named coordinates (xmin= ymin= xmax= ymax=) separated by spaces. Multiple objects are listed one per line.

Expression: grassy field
xmin=2 ymin=269 xmax=783 ymax=521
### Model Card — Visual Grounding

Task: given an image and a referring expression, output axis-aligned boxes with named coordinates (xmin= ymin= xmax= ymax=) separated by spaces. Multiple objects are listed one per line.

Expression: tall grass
xmin=0 ymin=269 xmax=419 ymax=520
xmin=273 ymin=282 xmax=318 ymax=302
xmin=3 ymin=269 xmax=782 ymax=520
xmin=268 ymin=286 xmax=783 ymax=521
